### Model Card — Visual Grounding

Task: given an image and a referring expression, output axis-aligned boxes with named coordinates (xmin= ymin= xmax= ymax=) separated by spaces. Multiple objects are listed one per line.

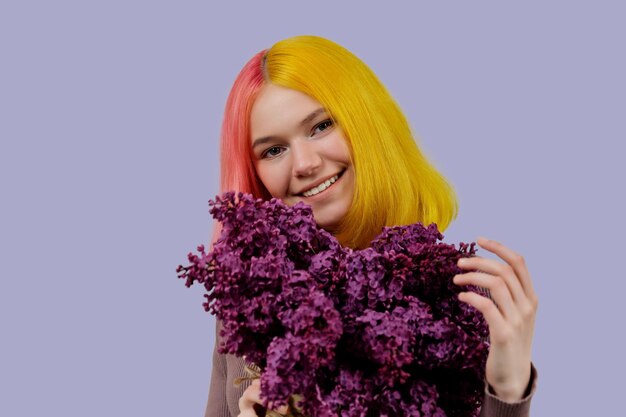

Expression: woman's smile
xmin=297 ymin=169 xmax=345 ymax=198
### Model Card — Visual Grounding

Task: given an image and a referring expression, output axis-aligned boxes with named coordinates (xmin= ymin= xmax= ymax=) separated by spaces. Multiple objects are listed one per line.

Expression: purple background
xmin=2 ymin=1 xmax=624 ymax=415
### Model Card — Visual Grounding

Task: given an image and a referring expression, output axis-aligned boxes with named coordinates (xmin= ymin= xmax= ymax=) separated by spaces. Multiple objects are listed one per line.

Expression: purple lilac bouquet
xmin=177 ymin=192 xmax=489 ymax=417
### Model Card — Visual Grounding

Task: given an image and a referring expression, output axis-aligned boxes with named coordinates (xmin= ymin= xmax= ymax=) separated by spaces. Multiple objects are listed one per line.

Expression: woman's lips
xmin=298 ymin=169 xmax=345 ymax=200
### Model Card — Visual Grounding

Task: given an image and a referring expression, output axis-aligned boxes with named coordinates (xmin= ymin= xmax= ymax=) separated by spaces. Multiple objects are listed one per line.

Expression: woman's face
xmin=250 ymin=84 xmax=355 ymax=232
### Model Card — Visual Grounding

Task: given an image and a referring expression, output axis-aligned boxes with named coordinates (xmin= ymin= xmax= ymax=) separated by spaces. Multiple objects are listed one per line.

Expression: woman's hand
xmin=454 ymin=237 xmax=538 ymax=402
xmin=238 ymin=379 xmax=290 ymax=417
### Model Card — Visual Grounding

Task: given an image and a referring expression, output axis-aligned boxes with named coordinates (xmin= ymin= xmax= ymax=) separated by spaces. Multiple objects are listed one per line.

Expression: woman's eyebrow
xmin=252 ymin=108 xmax=327 ymax=151
xmin=299 ymin=108 xmax=326 ymax=127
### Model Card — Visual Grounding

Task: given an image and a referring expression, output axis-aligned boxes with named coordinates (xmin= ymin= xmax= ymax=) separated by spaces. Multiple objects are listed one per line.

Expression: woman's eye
xmin=312 ymin=119 xmax=333 ymax=136
xmin=262 ymin=146 xmax=284 ymax=159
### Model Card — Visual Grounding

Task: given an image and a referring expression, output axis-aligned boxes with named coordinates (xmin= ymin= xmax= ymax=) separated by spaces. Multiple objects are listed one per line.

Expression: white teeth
xmin=302 ymin=174 xmax=339 ymax=197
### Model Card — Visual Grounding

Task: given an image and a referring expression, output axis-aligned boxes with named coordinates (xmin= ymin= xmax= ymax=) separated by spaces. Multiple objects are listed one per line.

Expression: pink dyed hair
xmin=210 ymin=50 xmax=269 ymax=245
xmin=219 ymin=50 xmax=269 ymax=198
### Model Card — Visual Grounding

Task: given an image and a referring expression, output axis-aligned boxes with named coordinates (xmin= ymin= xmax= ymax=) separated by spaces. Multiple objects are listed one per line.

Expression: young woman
xmin=206 ymin=35 xmax=538 ymax=417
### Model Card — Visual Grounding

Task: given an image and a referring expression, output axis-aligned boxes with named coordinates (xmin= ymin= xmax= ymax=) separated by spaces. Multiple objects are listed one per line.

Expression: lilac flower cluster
xmin=177 ymin=192 xmax=489 ymax=417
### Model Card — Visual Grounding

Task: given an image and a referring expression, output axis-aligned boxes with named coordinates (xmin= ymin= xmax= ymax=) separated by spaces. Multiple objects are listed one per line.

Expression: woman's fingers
xmin=476 ymin=237 xmax=536 ymax=299
xmin=237 ymin=379 xmax=290 ymax=417
xmin=456 ymin=244 xmax=528 ymax=307
xmin=455 ymin=238 xmax=538 ymax=342
xmin=238 ymin=380 xmax=262 ymax=417
xmin=453 ymin=271 xmax=517 ymax=320
xmin=457 ymin=290 xmax=508 ymax=332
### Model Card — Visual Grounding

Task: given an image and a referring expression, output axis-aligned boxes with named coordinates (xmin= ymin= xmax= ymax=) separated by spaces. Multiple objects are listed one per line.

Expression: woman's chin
xmin=313 ymin=213 xmax=343 ymax=234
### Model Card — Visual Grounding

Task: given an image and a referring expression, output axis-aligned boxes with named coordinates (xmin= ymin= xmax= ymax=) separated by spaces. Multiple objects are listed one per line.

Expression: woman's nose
xmin=292 ymin=142 xmax=322 ymax=177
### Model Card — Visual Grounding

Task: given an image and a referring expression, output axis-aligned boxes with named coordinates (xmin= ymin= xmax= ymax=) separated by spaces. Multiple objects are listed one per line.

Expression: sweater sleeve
xmin=205 ymin=322 xmax=252 ymax=417
xmin=205 ymin=322 xmax=230 ymax=417
xmin=479 ymin=363 xmax=538 ymax=417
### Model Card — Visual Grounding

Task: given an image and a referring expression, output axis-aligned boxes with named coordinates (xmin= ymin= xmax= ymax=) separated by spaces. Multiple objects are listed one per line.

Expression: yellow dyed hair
xmin=263 ymin=36 xmax=458 ymax=249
